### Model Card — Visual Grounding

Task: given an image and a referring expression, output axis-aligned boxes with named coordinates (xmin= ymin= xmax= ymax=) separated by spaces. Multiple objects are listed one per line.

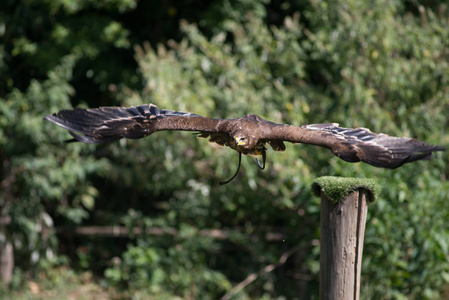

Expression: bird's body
xmin=44 ymin=103 xmax=446 ymax=182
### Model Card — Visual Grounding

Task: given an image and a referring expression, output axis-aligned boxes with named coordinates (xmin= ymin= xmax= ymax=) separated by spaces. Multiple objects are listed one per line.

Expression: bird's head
xmin=234 ymin=136 xmax=247 ymax=146
xmin=233 ymin=135 xmax=251 ymax=153
xmin=232 ymin=134 xmax=260 ymax=155
xmin=230 ymin=114 xmax=266 ymax=153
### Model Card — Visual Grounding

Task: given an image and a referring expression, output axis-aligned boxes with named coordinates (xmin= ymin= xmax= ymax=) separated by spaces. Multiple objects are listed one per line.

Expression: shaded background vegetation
xmin=1 ymin=0 xmax=449 ymax=298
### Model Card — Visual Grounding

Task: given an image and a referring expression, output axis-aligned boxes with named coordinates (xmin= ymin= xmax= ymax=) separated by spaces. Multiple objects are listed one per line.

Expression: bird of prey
xmin=44 ymin=103 xmax=446 ymax=184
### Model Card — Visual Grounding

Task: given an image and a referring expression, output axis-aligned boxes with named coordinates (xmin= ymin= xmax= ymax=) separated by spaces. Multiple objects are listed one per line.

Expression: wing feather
xmin=44 ymin=104 xmax=231 ymax=144
xmin=44 ymin=105 xmax=445 ymax=169
xmin=265 ymin=123 xmax=445 ymax=169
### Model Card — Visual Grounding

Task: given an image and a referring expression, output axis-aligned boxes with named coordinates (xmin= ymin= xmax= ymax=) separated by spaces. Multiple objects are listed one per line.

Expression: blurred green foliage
xmin=1 ymin=0 xmax=448 ymax=299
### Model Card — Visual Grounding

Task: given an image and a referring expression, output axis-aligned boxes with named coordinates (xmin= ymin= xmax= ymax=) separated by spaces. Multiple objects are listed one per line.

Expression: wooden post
xmin=312 ymin=176 xmax=378 ymax=300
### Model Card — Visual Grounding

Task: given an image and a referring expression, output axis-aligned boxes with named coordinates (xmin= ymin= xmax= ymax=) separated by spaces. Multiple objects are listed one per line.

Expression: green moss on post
xmin=312 ymin=176 xmax=380 ymax=204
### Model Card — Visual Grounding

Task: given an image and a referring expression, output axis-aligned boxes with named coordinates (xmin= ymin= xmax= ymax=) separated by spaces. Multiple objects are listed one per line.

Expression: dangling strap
xmin=219 ymin=152 xmax=242 ymax=185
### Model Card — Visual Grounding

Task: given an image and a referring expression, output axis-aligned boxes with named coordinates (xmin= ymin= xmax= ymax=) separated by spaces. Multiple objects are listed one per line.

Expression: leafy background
xmin=1 ymin=0 xmax=448 ymax=299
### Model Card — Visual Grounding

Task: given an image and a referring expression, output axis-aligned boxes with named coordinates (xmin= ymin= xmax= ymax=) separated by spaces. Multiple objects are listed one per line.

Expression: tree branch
xmin=221 ymin=244 xmax=302 ymax=300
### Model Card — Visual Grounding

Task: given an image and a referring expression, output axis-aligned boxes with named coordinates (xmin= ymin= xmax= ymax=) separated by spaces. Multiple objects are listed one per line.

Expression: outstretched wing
xmin=265 ymin=123 xmax=445 ymax=169
xmin=44 ymin=103 xmax=233 ymax=145
xmin=44 ymin=105 xmax=445 ymax=169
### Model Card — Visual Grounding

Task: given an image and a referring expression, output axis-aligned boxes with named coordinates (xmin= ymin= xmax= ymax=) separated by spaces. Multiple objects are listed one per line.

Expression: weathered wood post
xmin=312 ymin=176 xmax=379 ymax=300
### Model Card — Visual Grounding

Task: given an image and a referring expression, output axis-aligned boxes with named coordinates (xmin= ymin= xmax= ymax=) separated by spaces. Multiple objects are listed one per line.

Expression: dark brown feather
xmin=44 ymin=104 xmax=446 ymax=170
xmin=44 ymin=104 xmax=232 ymax=144
xmin=273 ymin=123 xmax=446 ymax=169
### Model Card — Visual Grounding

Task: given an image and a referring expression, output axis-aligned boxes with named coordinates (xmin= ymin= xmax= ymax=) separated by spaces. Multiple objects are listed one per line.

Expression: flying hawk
xmin=44 ymin=104 xmax=446 ymax=184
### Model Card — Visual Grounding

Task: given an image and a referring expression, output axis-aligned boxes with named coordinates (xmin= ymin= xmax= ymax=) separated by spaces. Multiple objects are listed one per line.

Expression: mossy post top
xmin=312 ymin=176 xmax=380 ymax=204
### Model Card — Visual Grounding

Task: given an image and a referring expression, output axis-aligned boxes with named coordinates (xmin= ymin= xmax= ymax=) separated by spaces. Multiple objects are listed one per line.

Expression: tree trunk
xmin=0 ymin=215 xmax=13 ymax=286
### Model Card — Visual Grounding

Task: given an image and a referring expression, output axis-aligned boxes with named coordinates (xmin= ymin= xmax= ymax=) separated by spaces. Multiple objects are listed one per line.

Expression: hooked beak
xmin=235 ymin=137 xmax=246 ymax=146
